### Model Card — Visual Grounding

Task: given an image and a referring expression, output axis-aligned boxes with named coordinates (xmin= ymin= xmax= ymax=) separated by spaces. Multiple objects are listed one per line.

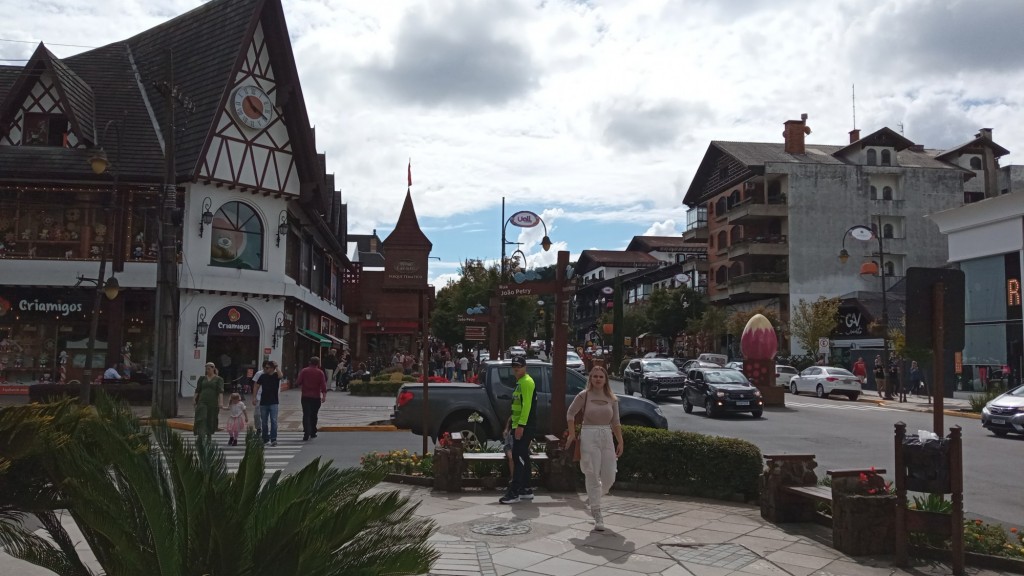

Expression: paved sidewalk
xmin=381 ymin=485 xmax=1014 ymax=576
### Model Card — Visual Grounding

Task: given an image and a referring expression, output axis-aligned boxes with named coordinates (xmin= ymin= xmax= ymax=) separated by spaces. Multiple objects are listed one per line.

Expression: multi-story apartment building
xmin=683 ymin=114 xmax=1012 ymax=355
xmin=0 ymin=0 xmax=353 ymax=392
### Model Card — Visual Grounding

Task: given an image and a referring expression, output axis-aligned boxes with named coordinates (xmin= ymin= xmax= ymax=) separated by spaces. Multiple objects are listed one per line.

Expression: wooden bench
xmin=451 ymin=432 xmax=560 ymax=463
xmin=438 ymin=432 xmax=562 ymax=491
xmin=762 ymin=453 xmax=885 ymax=528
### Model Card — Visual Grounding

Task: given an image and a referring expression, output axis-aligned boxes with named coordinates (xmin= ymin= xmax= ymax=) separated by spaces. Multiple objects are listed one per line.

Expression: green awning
xmin=300 ymin=329 xmax=331 ymax=347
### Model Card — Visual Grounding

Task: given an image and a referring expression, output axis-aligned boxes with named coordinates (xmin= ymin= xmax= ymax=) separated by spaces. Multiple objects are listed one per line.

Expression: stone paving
xmin=368 ymin=484 xmax=1017 ymax=576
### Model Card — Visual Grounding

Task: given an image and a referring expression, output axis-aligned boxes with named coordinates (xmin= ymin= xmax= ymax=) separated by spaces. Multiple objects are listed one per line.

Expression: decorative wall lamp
xmin=272 ymin=311 xmax=285 ymax=348
xmin=276 ymin=210 xmax=288 ymax=246
xmin=199 ymin=197 xmax=214 ymax=237
xmin=194 ymin=306 xmax=209 ymax=348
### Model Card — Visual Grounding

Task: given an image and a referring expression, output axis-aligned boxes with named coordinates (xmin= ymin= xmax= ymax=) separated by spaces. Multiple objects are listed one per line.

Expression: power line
xmin=0 ymin=38 xmax=98 ymax=49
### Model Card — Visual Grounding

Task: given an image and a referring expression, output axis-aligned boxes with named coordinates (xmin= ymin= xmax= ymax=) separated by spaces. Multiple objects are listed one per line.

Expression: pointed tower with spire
xmin=381 ymin=190 xmax=432 ymax=290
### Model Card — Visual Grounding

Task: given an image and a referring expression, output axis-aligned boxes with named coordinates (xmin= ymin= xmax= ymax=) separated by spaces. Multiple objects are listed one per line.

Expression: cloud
xmin=353 ymin=0 xmax=540 ymax=108
xmin=599 ymin=99 xmax=711 ymax=153
xmin=643 ymin=219 xmax=681 ymax=236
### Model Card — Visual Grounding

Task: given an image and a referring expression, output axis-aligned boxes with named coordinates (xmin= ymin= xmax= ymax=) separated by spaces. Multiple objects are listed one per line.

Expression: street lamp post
xmin=839 ymin=215 xmax=894 ymax=400
xmin=81 ymin=119 xmax=124 ymax=405
xmin=499 ymin=197 xmax=552 ymax=355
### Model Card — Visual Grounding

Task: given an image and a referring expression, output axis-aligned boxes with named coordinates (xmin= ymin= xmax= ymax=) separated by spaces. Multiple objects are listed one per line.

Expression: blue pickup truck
xmin=392 ymin=359 xmax=668 ymax=442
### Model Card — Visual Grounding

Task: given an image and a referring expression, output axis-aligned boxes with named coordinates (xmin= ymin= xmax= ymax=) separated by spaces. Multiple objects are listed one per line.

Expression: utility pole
xmin=612 ymin=274 xmax=623 ymax=372
xmin=153 ymin=51 xmax=194 ymax=418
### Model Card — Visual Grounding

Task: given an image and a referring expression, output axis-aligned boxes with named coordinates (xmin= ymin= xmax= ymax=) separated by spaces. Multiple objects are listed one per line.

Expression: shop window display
xmin=0 ymin=191 xmax=112 ymax=260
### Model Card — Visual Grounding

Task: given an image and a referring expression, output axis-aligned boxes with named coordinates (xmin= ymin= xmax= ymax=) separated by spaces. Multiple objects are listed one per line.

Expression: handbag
xmin=572 ymin=392 xmax=587 ymax=462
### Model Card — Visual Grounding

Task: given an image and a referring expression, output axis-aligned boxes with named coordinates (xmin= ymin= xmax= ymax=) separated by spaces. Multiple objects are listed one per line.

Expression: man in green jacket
xmin=501 ymin=356 xmax=537 ymax=504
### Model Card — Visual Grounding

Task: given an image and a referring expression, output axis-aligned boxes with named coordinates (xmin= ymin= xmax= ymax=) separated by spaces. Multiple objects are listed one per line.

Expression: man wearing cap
xmin=500 ymin=356 xmax=537 ymax=504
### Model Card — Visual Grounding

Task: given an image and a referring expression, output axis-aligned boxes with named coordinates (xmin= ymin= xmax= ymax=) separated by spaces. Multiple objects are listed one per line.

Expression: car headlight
xmin=716 ymin=390 xmax=726 ymax=398
xmin=982 ymin=406 xmax=990 ymax=415
xmin=753 ymin=389 xmax=762 ymax=398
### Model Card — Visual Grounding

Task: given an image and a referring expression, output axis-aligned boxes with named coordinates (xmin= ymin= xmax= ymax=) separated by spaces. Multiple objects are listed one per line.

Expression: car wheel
xmin=643 ymin=384 xmax=657 ymax=401
xmin=683 ymin=396 xmax=693 ymax=414
xmin=816 ymin=384 xmax=826 ymax=398
xmin=847 ymin=392 xmax=859 ymax=401
xmin=624 ymin=379 xmax=633 ymax=396
xmin=993 ymin=429 xmax=1009 ymax=437
xmin=751 ymin=410 xmax=763 ymax=418
xmin=790 ymin=382 xmax=799 ymax=395
xmin=706 ymin=398 xmax=719 ymax=418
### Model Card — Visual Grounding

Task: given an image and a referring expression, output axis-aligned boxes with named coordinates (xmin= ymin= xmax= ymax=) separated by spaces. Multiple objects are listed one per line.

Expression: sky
xmin=3 ymin=0 xmax=1024 ymax=288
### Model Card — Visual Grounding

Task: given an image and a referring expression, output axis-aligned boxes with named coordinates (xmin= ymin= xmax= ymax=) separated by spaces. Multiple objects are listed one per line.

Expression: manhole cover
xmin=603 ymin=502 xmax=677 ymax=521
xmin=471 ymin=520 xmax=531 ymax=536
xmin=662 ymin=543 xmax=759 ymax=570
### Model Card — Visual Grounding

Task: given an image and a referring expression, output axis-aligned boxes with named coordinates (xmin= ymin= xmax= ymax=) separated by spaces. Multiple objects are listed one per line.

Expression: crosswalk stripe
xmin=786 ymin=401 xmax=902 ymax=412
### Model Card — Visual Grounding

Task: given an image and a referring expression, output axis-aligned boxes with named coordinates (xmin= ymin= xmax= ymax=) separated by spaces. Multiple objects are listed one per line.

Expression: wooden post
xmin=421 ymin=291 xmax=430 ymax=457
xmin=550 ymin=250 xmax=570 ymax=439
xmin=932 ymin=283 xmax=945 ymax=435
xmin=488 ymin=295 xmax=500 ymax=361
xmin=894 ymin=422 xmax=908 ymax=567
xmin=949 ymin=426 xmax=964 ymax=576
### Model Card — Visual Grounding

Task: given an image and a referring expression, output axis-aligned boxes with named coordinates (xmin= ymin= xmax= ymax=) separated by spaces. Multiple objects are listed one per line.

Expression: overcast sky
xmin=4 ymin=0 xmax=1023 ymax=287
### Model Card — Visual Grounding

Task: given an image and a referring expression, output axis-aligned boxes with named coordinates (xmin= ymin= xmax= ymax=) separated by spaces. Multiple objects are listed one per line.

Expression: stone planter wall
xmin=832 ymin=494 xmax=896 ymax=556
xmin=759 ymin=455 xmax=819 ymax=523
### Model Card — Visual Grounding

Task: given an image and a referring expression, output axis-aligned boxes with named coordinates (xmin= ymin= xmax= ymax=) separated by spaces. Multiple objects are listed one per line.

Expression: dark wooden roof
xmin=935 ymin=134 xmax=1011 ymax=160
xmin=382 ymin=191 xmax=432 ymax=249
xmin=626 ymin=235 xmax=706 ymax=253
xmin=577 ymin=250 xmax=661 ymax=274
xmin=834 ymin=127 xmax=916 ymax=156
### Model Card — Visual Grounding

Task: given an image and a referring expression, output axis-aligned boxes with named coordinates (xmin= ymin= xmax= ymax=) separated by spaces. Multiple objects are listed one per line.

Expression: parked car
xmin=565 ymin=351 xmax=585 ymax=372
xmin=789 ymin=366 xmax=862 ymax=400
xmin=643 ymin=352 xmax=669 ymax=359
xmin=392 ymin=359 xmax=668 ymax=441
xmin=697 ymin=353 xmax=728 ymax=367
xmin=682 ymin=367 xmax=764 ymax=418
xmin=981 ymin=384 xmax=1024 ymax=437
xmin=622 ymin=358 xmax=687 ymax=400
xmin=679 ymin=359 xmax=730 ymax=373
xmin=725 ymin=361 xmax=744 ymax=371
xmin=506 ymin=345 xmax=526 ymax=359
xmin=775 ymin=365 xmax=799 ymax=387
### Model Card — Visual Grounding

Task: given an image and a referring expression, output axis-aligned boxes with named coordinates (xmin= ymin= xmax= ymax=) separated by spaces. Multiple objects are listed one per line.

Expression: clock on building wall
xmin=231 ymin=85 xmax=273 ymax=130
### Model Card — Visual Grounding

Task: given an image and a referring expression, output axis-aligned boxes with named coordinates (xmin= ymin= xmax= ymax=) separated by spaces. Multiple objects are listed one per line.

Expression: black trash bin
xmin=902 ymin=434 xmax=950 ymax=494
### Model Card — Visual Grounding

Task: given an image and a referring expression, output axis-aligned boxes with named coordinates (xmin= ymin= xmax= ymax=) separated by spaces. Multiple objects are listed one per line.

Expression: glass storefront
xmin=960 ymin=253 xmax=1023 ymax=391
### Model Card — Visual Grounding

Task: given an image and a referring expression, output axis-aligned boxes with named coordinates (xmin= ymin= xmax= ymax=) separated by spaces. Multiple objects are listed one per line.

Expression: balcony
xmin=727 ymin=196 xmax=788 ymax=224
xmin=679 ymin=258 xmax=709 ymax=274
xmin=728 ymin=235 xmax=788 ymax=258
xmin=869 ymin=199 xmax=906 ymax=217
xmin=728 ymin=273 xmax=789 ymax=298
xmin=681 ymin=224 xmax=708 ymax=242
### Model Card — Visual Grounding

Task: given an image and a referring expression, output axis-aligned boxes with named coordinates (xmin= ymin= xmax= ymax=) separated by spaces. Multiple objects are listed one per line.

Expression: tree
xmin=644 ymin=286 xmax=706 ymax=343
xmin=790 ymin=296 xmax=841 ymax=354
xmin=687 ymin=307 xmax=727 ymax=354
xmin=725 ymin=306 xmax=788 ymax=355
xmin=2 ymin=396 xmax=438 ymax=575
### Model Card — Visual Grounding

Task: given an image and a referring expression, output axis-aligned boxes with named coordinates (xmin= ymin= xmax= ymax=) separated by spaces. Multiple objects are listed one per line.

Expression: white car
xmin=566 ymin=351 xmax=585 ymax=372
xmin=507 ymin=346 xmax=526 ymax=359
xmin=775 ymin=365 xmax=798 ymax=387
xmin=789 ymin=366 xmax=862 ymax=400
xmin=725 ymin=361 xmax=744 ymax=371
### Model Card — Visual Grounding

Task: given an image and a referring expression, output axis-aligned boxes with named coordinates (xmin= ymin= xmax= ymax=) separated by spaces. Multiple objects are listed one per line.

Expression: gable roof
xmin=577 ymin=250 xmax=661 ymax=274
xmin=626 ymin=235 xmax=708 ymax=253
xmin=382 ymin=191 xmax=432 ymax=249
xmin=0 ymin=43 xmax=96 ymax=146
xmin=935 ymin=133 xmax=1011 ymax=161
xmin=834 ymin=127 xmax=916 ymax=157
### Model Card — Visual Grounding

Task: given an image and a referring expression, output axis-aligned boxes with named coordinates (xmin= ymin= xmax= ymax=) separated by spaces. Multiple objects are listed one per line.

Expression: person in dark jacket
xmin=909 ymin=360 xmax=925 ymax=401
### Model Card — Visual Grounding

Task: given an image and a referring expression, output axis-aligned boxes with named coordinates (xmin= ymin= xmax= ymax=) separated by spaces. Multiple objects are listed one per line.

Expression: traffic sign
xmin=465 ymin=326 xmax=487 ymax=341
xmin=817 ymin=337 xmax=830 ymax=353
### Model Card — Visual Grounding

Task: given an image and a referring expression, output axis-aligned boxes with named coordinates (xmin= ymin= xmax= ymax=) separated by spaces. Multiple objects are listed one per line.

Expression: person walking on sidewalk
xmin=852 ymin=356 xmax=867 ymax=387
xmin=459 ymin=355 xmax=469 ymax=382
xmin=873 ymin=356 xmax=886 ymax=399
xmin=565 ymin=365 xmax=623 ymax=531
xmin=323 ymin=350 xmax=339 ymax=391
xmin=296 ymin=356 xmax=328 ymax=441
xmin=254 ymin=360 xmax=283 ymax=446
xmin=500 ymin=356 xmax=536 ymax=505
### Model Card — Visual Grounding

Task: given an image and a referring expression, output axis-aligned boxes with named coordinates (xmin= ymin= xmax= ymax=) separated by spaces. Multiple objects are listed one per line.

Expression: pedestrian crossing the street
xmin=207 ymin=431 xmax=307 ymax=478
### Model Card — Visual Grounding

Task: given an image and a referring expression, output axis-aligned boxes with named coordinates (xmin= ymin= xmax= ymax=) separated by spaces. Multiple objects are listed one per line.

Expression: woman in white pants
xmin=566 ymin=365 xmax=623 ymax=531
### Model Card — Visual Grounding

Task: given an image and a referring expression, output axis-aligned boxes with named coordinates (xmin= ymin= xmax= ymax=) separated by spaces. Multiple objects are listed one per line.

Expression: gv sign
xmin=510 ymin=210 xmax=541 ymax=228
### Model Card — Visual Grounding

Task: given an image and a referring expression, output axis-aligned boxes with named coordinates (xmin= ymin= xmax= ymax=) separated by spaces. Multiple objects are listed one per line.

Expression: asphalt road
xmin=287 ymin=383 xmax=1023 ymax=529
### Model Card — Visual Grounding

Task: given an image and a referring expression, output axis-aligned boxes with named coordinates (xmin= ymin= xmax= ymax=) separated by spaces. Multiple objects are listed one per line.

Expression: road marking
xmin=786 ymin=401 xmax=903 ymax=412
xmin=190 ymin=432 xmax=308 ymax=477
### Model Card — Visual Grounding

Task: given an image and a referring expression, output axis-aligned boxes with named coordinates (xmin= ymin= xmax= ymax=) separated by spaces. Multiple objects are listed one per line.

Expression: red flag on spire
xmin=407 ymin=159 xmax=412 ymax=188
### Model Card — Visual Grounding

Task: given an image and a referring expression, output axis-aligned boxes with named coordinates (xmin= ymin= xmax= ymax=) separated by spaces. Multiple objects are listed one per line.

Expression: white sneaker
xmin=592 ymin=508 xmax=605 ymax=531
xmin=519 ymin=489 xmax=534 ymax=500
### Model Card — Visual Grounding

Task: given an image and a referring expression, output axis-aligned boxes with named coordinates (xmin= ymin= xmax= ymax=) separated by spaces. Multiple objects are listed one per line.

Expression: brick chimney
xmin=976 ymin=128 xmax=993 ymax=140
xmin=783 ymin=113 xmax=811 ymax=154
xmin=849 ymin=129 xmax=860 ymax=143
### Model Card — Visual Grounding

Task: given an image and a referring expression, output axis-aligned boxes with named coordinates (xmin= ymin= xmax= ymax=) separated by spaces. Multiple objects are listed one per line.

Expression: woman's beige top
xmin=567 ymin=391 xmax=621 ymax=427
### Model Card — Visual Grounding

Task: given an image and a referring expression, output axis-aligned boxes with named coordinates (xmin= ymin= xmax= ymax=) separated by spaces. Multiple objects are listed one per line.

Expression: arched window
xmin=730 ymin=226 xmax=743 ymax=243
xmin=970 ymin=156 xmax=982 ymax=170
xmin=715 ymin=266 xmax=727 ymax=285
xmin=866 ymin=149 xmax=877 ymax=166
xmin=729 ymin=190 xmax=741 ymax=208
xmin=210 ymin=201 xmax=264 ymax=270
xmin=730 ymin=262 xmax=743 ymax=278
xmin=717 ymin=231 xmax=728 ymax=249
xmin=870 ymin=186 xmax=878 ymax=200
xmin=716 ymin=198 xmax=727 ymax=216
xmin=880 ymin=149 xmax=892 ymax=166
xmin=884 ymin=261 xmax=895 ymax=276
xmin=883 ymin=186 xmax=893 ymax=200
xmin=883 ymin=223 xmax=894 ymax=238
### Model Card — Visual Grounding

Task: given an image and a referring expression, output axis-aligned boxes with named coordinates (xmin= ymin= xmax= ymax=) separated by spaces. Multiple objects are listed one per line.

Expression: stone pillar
xmin=432 ymin=446 xmax=464 ymax=492
xmin=831 ymin=494 xmax=896 ymax=555
xmin=760 ymin=455 xmax=819 ymax=523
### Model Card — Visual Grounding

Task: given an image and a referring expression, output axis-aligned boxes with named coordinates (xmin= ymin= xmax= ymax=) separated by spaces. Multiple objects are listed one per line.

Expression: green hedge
xmin=616 ymin=426 xmax=762 ymax=501
xmin=349 ymin=381 xmax=403 ymax=396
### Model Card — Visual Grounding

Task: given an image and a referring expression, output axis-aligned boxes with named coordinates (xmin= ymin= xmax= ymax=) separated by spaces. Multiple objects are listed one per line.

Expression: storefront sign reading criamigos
xmin=0 ymin=294 xmax=87 ymax=318
xmin=208 ymin=306 xmax=260 ymax=337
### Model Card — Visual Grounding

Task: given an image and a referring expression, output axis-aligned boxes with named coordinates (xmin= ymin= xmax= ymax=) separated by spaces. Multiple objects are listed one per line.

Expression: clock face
xmin=232 ymin=86 xmax=273 ymax=130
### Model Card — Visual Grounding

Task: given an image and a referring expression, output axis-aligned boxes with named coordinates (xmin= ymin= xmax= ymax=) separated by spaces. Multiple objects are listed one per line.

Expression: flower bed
xmin=348 ymin=381 xmax=404 ymax=396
